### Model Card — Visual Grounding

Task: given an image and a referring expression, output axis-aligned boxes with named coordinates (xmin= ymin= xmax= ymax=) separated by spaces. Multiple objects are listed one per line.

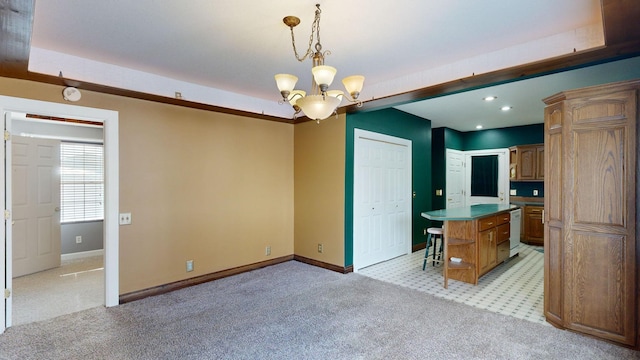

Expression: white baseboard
xmin=61 ymin=249 xmax=104 ymax=261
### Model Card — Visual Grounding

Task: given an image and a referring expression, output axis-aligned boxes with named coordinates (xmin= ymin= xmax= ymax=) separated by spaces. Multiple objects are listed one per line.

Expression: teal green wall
xmin=463 ymin=124 xmax=543 ymax=150
xmin=345 ymin=108 xmax=432 ymax=267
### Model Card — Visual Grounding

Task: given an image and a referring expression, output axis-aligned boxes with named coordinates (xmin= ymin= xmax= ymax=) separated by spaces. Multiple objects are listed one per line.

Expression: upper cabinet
xmin=509 ymin=144 xmax=544 ymax=181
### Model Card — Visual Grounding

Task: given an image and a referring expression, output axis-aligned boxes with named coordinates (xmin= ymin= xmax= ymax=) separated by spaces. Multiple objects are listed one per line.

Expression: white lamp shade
xmin=275 ymin=74 xmax=298 ymax=92
xmin=288 ymin=90 xmax=306 ymax=106
xmin=326 ymin=90 xmax=344 ymax=101
xmin=311 ymin=65 xmax=337 ymax=86
xmin=296 ymin=94 xmax=341 ymax=120
xmin=342 ymin=75 xmax=365 ymax=95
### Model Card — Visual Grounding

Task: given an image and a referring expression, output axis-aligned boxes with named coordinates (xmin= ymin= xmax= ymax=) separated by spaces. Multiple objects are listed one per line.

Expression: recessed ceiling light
xmin=501 ymin=106 xmax=512 ymax=111
xmin=476 ymin=125 xmax=483 ymax=129
xmin=483 ymin=96 xmax=497 ymax=101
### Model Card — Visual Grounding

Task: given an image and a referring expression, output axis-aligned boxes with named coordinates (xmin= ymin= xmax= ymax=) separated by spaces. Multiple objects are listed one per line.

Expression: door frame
xmin=0 ymin=96 xmax=119 ymax=333
xmin=353 ymin=129 xmax=412 ymax=271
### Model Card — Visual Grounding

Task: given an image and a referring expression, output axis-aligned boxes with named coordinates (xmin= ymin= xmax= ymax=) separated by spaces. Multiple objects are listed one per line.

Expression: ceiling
xmin=25 ymin=1 xmax=639 ymax=130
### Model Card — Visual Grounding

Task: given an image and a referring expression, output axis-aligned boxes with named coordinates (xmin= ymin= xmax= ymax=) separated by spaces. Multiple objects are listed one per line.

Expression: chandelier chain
xmin=290 ymin=4 xmax=322 ymax=62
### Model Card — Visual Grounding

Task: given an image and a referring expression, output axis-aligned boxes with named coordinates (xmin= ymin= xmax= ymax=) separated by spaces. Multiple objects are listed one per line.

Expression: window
xmin=60 ymin=142 xmax=104 ymax=222
xmin=470 ymin=154 xmax=499 ymax=197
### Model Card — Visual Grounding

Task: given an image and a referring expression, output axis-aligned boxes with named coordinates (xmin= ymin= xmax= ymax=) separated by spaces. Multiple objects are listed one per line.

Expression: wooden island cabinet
xmin=543 ymin=79 xmax=638 ymax=348
xmin=422 ymin=204 xmax=514 ymax=288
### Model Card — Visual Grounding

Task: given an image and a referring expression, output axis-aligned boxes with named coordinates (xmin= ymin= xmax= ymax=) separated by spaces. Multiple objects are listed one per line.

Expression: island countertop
xmin=421 ymin=203 xmax=518 ymax=221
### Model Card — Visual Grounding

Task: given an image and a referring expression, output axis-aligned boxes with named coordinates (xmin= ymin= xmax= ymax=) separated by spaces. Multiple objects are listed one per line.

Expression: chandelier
xmin=275 ymin=4 xmax=364 ymax=123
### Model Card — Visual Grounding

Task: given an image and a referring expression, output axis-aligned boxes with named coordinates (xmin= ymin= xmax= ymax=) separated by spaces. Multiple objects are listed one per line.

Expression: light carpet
xmin=0 ymin=261 xmax=636 ymax=360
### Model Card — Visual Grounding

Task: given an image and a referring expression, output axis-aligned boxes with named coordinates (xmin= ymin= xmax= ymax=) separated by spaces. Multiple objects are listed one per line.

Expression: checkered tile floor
xmin=358 ymin=243 xmax=548 ymax=325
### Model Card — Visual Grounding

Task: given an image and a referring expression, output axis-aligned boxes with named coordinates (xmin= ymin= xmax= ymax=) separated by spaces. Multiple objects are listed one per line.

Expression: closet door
xmin=564 ymin=87 xmax=637 ymax=346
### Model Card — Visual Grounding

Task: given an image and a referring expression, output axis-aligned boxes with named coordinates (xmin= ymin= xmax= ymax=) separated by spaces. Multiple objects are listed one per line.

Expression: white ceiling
xmin=27 ymin=0 xmax=638 ymax=130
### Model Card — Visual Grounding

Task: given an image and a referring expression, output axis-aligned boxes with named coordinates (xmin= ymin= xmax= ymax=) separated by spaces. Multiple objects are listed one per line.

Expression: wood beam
xmin=0 ymin=0 xmax=34 ymax=77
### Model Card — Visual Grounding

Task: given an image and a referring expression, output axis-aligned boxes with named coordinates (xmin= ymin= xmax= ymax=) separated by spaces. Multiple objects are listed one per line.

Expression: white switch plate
xmin=533 ymin=190 xmax=539 ymax=196
xmin=186 ymin=260 xmax=194 ymax=272
xmin=75 ymin=235 xmax=82 ymax=244
xmin=509 ymin=189 xmax=517 ymax=196
xmin=119 ymin=212 xmax=132 ymax=225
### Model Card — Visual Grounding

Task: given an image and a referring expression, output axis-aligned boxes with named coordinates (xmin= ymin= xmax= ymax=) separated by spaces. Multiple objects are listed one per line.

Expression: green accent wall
xmin=463 ymin=124 xmax=543 ymax=150
xmin=345 ymin=108 xmax=432 ymax=267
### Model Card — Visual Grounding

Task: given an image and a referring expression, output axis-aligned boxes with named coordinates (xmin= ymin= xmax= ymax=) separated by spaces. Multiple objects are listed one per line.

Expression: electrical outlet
xmin=318 ymin=243 xmax=323 ymax=253
xmin=423 ymin=228 xmax=427 ymax=235
xmin=265 ymin=246 xmax=271 ymax=256
xmin=119 ymin=212 xmax=132 ymax=225
xmin=186 ymin=260 xmax=194 ymax=272
xmin=533 ymin=189 xmax=539 ymax=196
xmin=75 ymin=235 xmax=82 ymax=244
xmin=509 ymin=189 xmax=517 ymax=196
xmin=435 ymin=189 xmax=443 ymax=196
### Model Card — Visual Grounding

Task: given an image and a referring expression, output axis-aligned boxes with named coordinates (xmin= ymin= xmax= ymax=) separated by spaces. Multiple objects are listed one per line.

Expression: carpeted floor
xmin=0 ymin=261 xmax=637 ymax=360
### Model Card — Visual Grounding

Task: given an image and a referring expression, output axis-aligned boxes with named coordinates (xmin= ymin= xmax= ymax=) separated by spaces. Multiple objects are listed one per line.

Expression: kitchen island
xmin=421 ymin=204 xmax=518 ymax=288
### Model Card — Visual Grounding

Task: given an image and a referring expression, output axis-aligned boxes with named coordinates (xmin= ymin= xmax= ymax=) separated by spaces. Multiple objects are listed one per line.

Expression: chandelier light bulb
xmin=342 ymin=75 xmax=365 ymax=99
xmin=274 ymin=74 xmax=298 ymax=93
xmin=312 ymin=65 xmax=337 ymax=89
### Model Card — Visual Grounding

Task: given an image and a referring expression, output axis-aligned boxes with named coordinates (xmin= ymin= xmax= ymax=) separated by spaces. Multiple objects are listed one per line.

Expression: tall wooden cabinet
xmin=543 ymin=79 xmax=638 ymax=348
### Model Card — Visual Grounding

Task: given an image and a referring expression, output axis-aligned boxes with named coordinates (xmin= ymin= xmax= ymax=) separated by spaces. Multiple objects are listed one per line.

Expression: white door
xmin=446 ymin=149 xmax=465 ymax=208
xmin=354 ymin=129 xmax=412 ymax=271
xmin=11 ymin=136 xmax=61 ymax=277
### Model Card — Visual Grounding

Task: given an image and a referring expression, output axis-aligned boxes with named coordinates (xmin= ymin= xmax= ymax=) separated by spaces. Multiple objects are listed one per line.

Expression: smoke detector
xmin=62 ymin=87 xmax=82 ymax=102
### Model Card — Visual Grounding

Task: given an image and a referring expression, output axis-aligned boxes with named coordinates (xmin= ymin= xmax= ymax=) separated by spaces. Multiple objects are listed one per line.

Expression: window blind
xmin=60 ymin=142 xmax=104 ymax=222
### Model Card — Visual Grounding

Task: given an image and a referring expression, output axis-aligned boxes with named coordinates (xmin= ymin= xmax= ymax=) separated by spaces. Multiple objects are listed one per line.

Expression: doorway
xmin=11 ymin=116 xmax=105 ymax=325
xmin=0 ymin=96 xmax=119 ymax=334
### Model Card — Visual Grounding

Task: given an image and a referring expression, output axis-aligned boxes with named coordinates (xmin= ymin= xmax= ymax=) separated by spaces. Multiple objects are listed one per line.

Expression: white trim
xmin=61 ymin=249 xmax=104 ymax=262
xmin=463 ymin=148 xmax=510 ymax=205
xmin=0 ymin=96 xmax=119 ymax=334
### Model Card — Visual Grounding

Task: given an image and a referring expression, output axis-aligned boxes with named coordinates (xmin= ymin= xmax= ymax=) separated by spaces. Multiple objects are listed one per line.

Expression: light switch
xmin=509 ymin=189 xmax=517 ymax=196
xmin=119 ymin=212 xmax=132 ymax=225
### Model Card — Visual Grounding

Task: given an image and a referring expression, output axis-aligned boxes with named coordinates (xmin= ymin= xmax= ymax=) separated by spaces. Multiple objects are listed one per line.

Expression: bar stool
xmin=422 ymin=227 xmax=444 ymax=270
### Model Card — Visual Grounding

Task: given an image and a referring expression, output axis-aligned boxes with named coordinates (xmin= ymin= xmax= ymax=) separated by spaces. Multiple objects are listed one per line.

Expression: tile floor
xmin=11 ymin=255 xmax=104 ymax=326
xmin=359 ymin=243 xmax=548 ymax=325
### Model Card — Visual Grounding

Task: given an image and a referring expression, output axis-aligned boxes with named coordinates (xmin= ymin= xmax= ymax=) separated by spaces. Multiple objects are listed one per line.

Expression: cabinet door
xmin=478 ymin=228 xmax=496 ymax=276
xmin=524 ymin=206 xmax=544 ymax=245
xmin=536 ymin=146 xmax=544 ymax=180
xmin=563 ymin=88 xmax=637 ymax=346
xmin=518 ymin=147 xmax=537 ymax=180
xmin=544 ymin=100 xmax=564 ymax=327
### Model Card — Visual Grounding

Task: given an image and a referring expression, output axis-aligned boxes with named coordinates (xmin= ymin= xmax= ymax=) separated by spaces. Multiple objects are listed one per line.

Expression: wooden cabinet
xmin=443 ymin=211 xmax=510 ymax=287
xmin=543 ymin=79 xmax=638 ymax=348
xmin=523 ymin=205 xmax=544 ymax=245
xmin=509 ymin=144 xmax=544 ymax=181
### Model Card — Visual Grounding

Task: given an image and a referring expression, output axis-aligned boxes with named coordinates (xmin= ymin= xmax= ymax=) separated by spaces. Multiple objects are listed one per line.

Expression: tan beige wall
xmin=293 ymin=115 xmax=345 ymax=266
xmin=0 ymin=77 xmax=294 ymax=294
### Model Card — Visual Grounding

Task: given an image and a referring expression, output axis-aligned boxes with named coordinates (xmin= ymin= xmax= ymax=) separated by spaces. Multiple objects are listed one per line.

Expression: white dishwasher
xmin=509 ymin=208 xmax=522 ymax=257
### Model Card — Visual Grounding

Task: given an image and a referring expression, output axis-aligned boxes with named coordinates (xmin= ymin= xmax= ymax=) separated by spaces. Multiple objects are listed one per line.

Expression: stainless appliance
xmin=509 ymin=208 xmax=522 ymax=257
